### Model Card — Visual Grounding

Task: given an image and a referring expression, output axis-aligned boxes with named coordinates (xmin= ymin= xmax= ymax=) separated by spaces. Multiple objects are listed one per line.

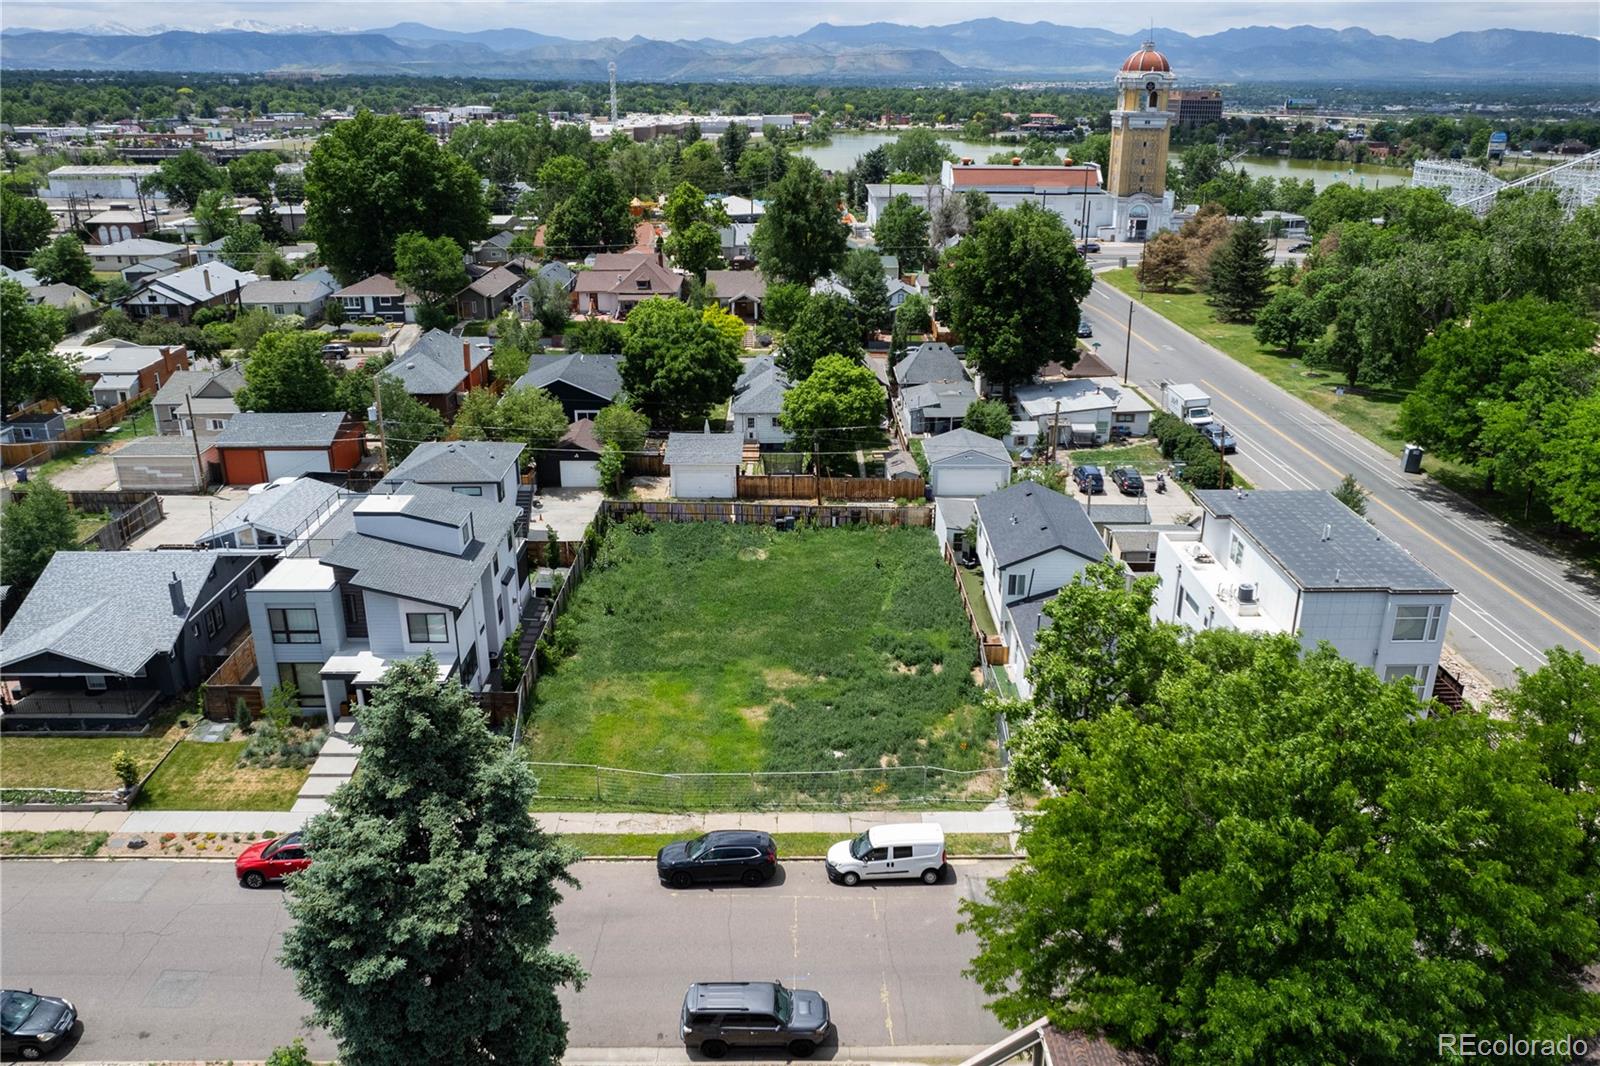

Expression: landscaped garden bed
xmin=524 ymin=521 xmax=997 ymax=808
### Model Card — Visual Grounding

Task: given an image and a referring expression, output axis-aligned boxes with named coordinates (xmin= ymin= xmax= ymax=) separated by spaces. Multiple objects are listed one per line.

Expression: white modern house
xmin=1014 ymin=378 xmax=1153 ymax=448
xmin=198 ymin=478 xmax=347 ymax=550
xmin=664 ymin=429 xmax=743 ymax=499
xmin=921 ymin=428 xmax=1013 ymax=498
xmin=730 ymin=355 xmax=792 ymax=446
xmin=245 ymin=482 xmax=528 ymax=723
xmin=1152 ymin=490 xmax=1456 ymax=695
xmin=974 ymin=482 xmax=1109 ymax=696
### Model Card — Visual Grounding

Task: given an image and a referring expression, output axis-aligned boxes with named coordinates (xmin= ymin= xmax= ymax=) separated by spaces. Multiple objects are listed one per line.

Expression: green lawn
xmin=134 ymin=741 xmax=309 ymax=811
xmin=525 ymin=523 xmax=994 ymax=806
xmin=559 ymin=832 xmax=1013 ymax=857
xmin=955 ymin=565 xmax=997 ymax=637
xmin=0 ymin=729 xmax=179 ymax=791
xmin=1067 ymin=440 xmax=1164 ymax=472
xmin=0 ymin=831 xmax=109 ymax=857
xmin=32 ymin=403 xmax=157 ymax=480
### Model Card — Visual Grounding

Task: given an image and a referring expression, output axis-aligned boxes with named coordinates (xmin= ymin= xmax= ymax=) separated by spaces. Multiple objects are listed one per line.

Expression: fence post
xmin=922 ymin=765 xmax=928 ymax=798
xmin=595 ymin=765 xmax=602 ymax=803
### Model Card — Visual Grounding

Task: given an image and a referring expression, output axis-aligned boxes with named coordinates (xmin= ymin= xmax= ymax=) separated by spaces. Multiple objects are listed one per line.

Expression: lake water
xmin=792 ymin=131 xmax=1408 ymax=190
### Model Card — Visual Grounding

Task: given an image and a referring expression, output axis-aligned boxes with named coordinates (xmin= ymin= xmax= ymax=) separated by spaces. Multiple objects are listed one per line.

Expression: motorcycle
xmin=1155 ymin=473 xmax=1167 ymax=494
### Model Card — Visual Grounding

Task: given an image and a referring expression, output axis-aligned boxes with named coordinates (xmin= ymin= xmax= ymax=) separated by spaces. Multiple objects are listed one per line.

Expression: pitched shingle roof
xmin=380 ymin=440 xmax=524 ymax=488
xmin=333 ymin=273 xmax=414 ymax=298
xmin=977 ymin=482 xmax=1105 ymax=568
xmin=894 ymin=343 xmax=968 ymax=386
xmin=730 ymin=362 xmax=790 ymax=415
xmin=1194 ymin=489 xmax=1452 ymax=593
xmin=921 ymin=428 xmax=1011 ymax=466
xmin=516 ymin=353 xmax=622 ymax=402
xmin=384 ymin=329 xmax=492 ymax=397
xmin=135 ymin=262 xmax=257 ymax=305
xmin=464 ymin=264 xmax=524 ymax=298
xmin=152 ymin=365 xmax=245 ymax=407
xmin=902 ymin=379 xmax=977 ymax=420
xmin=202 ymin=478 xmax=343 ymax=542
xmin=215 ymin=411 xmax=349 ymax=449
xmin=665 ymin=430 xmax=743 ymax=466
xmin=705 ymin=269 xmax=767 ymax=302
xmin=239 ymin=278 xmax=332 ymax=305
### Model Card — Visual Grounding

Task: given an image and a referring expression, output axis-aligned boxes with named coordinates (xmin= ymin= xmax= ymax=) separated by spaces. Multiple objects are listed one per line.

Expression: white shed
xmin=665 ymin=429 xmax=743 ymax=499
xmin=921 ymin=428 xmax=1013 ymax=498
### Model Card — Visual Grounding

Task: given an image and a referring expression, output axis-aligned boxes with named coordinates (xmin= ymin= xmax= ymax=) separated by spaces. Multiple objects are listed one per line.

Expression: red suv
xmin=236 ymin=832 xmax=310 ymax=888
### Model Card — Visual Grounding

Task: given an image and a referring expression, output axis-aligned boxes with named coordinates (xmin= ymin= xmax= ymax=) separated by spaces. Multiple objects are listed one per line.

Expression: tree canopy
xmin=1 ymin=279 xmax=86 ymax=410
xmin=618 ymin=297 xmax=742 ymax=426
xmin=1 ymin=189 xmax=56 ymax=269
xmin=592 ymin=401 xmax=651 ymax=454
xmin=238 ymin=331 xmax=339 ymax=413
xmin=873 ymin=194 xmax=933 ymax=273
xmin=962 ymin=398 xmax=1013 ymax=439
xmin=1204 ymin=219 xmax=1273 ymax=323
xmin=778 ymin=292 xmax=862 ymax=382
xmin=374 ymin=375 xmax=445 ymax=464
xmin=750 ymin=157 xmax=848 ymax=286
xmin=543 ymin=169 xmax=633 ymax=259
xmin=280 ymin=657 xmax=584 ymax=1066
xmin=0 ymin=478 xmax=79 ymax=591
xmin=26 ymin=234 xmax=94 ymax=290
xmin=152 ymin=148 xmax=224 ymax=209
xmin=394 ymin=232 xmax=469 ymax=328
xmin=779 ymin=354 xmax=886 ymax=450
xmin=838 ymin=247 xmax=891 ymax=334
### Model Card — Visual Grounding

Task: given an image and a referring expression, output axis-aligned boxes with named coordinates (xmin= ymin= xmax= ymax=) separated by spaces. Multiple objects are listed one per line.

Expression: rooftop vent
xmin=1320 ymin=523 xmax=1332 ymax=542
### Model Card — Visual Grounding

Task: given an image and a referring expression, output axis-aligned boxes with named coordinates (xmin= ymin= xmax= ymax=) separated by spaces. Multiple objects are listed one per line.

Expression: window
xmin=277 ymin=662 xmax=325 ymax=706
xmin=341 ymin=589 xmax=368 ymax=638
xmin=1114 ymin=412 xmax=1135 ymax=423
xmin=868 ymin=847 xmax=889 ymax=861
xmin=452 ymin=485 xmax=483 ymax=496
xmin=85 ymin=675 xmax=108 ymax=692
xmin=892 ymin=845 xmax=914 ymax=859
xmin=1180 ymin=590 xmax=1199 ymax=618
xmin=1384 ymin=664 xmax=1427 ymax=693
xmin=747 ymin=417 xmax=756 ymax=429
xmin=207 ymin=418 xmax=225 ymax=431
xmin=407 ymin=612 xmax=449 ymax=643
xmin=1392 ymin=604 xmax=1442 ymax=642
xmin=1006 ymin=573 xmax=1027 ymax=597
xmin=205 ymin=601 xmax=226 ymax=637
xmin=1230 ymin=536 xmax=1244 ymax=565
xmin=268 ymin=607 xmax=320 ymax=644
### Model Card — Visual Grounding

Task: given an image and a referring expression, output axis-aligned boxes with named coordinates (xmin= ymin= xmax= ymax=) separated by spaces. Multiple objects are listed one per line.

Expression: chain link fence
xmin=527 ymin=762 xmax=1005 ymax=810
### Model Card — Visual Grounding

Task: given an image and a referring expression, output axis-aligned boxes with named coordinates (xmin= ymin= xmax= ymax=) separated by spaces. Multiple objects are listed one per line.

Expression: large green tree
xmin=592 ymin=401 xmax=651 ymax=453
xmin=962 ymin=398 xmax=1012 ymax=439
xmin=873 ymin=194 xmax=933 ymax=272
xmin=1205 ymin=219 xmax=1273 ymax=322
xmin=885 ymin=127 xmax=952 ymax=178
xmin=486 ymin=385 xmax=569 ymax=451
xmin=1 ymin=189 xmax=56 ymax=269
xmin=280 ymin=657 xmax=585 ymax=1066
xmin=618 ymin=297 xmax=742 ymax=426
xmin=780 ymin=354 xmax=886 ymax=456
xmin=152 ymin=148 xmax=224 ymax=209
xmin=227 ymin=152 xmax=279 ymax=204
xmin=304 ymin=110 xmax=488 ymax=283
xmin=750 ymin=157 xmax=848 ymax=286
xmin=933 ymin=202 xmax=1091 ymax=390
xmin=1252 ymin=285 xmax=1324 ymax=357
xmin=374 ymin=375 xmax=445 ymax=465
xmin=394 ymin=232 xmax=469 ymax=328
xmin=838 ymin=247 xmax=891 ymax=334
xmin=237 ymin=331 xmax=339 ymax=413
xmin=778 ymin=292 xmax=862 ymax=382
xmin=966 ymin=572 xmax=1600 ymax=1063
xmin=0 ymin=280 xmax=86 ymax=410
xmin=0 ymin=478 xmax=79 ymax=591
xmin=26 ymin=234 xmax=94 ymax=290
xmin=661 ymin=182 xmax=727 ymax=280
xmin=543 ymin=169 xmax=633 ymax=259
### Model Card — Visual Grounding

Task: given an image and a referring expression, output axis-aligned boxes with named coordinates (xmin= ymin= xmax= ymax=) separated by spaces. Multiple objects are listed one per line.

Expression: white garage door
xmin=932 ymin=465 xmax=1007 ymax=498
xmin=265 ymin=449 xmax=332 ymax=479
xmin=559 ymin=460 xmax=600 ymax=488
xmin=671 ymin=465 xmax=736 ymax=499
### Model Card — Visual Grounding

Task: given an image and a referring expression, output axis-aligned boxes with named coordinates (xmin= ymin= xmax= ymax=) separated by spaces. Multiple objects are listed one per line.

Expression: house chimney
xmin=463 ymin=341 xmax=472 ymax=374
xmin=168 ymin=571 xmax=187 ymax=615
xmin=202 ymin=268 xmax=211 ymax=293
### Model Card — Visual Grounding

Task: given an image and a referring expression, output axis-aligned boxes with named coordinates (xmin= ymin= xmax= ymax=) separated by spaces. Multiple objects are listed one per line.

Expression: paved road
xmin=1082 ymin=280 xmax=1600 ymax=687
xmin=0 ymin=859 xmax=1010 ymax=1062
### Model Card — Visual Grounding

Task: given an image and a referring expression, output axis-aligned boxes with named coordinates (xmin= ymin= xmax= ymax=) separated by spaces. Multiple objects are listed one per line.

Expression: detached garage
xmin=664 ymin=428 xmax=743 ymax=500
xmin=535 ymin=418 xmax=602 ymax=489
xmin=214 ymin=411 xmax=365 ymax=486
xmin=922 ymin=428 xmax=1013 ymax=499
xmin=114 ymin=435 xmax=209 ymax=493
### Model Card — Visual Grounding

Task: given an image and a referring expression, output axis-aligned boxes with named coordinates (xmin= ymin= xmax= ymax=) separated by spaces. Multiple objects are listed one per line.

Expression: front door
xmin=863 ymin=844 xmax=895 ymax=878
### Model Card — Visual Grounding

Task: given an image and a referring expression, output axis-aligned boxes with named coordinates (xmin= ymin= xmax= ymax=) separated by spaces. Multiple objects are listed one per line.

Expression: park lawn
xmin=525 ymin=523 xmax=993 ymax=783
xmin=134 ymin=742 xmax=309 ymax=811
xmin=559 ymin=832 xmax=1014 ymax=858
xmin=0 ymin=831 xmax=109 ymax=857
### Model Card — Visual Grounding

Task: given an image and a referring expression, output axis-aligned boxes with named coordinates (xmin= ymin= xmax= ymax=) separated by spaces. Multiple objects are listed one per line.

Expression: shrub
xmin=347 ymin=330 xmax=382 ymax=346
xmin=624 ymin=511 xmax=654 ymax=535
xmin=234 ymin=698 xmax=253 ymax=735
xmin=462 ymin=320 xmax=490 ymax=336
xmin=111 ymin=750 xmax=139 ymax=791
xmin=501 ymin=624 xmax=525 ymax=689
xmin=266 ymin=1038 xmax=314 ymax=1066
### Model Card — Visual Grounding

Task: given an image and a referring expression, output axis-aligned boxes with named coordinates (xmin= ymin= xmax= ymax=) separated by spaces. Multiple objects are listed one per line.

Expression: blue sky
xmin=5 ymin=0 xmax=1596 ymax=40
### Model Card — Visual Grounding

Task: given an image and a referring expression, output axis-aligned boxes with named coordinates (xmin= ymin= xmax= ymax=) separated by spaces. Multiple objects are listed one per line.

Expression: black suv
xmin=1110 ymin=467 xmax=1145 ymax=495
xmin=680 ymin=981 xmax=831 ymax=1058
xmin=1071 ymin=465 xmax=1106 ymax=494
xmin=657 ymin=830 xmax=777 ymax=887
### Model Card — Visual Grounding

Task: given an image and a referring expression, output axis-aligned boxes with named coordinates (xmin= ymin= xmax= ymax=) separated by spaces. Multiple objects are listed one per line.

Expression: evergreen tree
xmin=839 ymin=247 xmax=891 ymax=335
xmin=280 ymin=657 xmax=585 ymax=1066
xmin=1205 ymin=220 xmax=1273 ymax=323
xmin=1332 ymin=473 xmax=1368 ymax=516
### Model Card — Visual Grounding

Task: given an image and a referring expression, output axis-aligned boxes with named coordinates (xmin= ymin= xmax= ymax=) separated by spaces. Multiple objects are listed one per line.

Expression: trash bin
xmin=13 ymin=466 xmax=28 ymax=483
xmin=1401 ymin=444 xmax=1424 ymax=474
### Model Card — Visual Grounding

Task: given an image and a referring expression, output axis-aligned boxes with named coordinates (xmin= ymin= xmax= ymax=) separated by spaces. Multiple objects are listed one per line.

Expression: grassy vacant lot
xmin=525 ymin=523 xmax=994 ymax=792
xmin=135 ymin=742 xmax=309 ymax=811
xmin=33 ymin=403 xmax=157 ymax=480
xmin=1067 ymin=440 xmax=1164 ymax=473
xmin=560 ymin=832 xmax=1013 ymax=858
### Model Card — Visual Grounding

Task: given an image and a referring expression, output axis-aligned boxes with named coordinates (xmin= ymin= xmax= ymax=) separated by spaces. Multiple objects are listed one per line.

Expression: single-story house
xmin=124 ymin=262 xmax=257 ymax=323
xmin=383 ymin=330 xmax=494 ymax=419
xmin=1014 ymin=378 xmax=1153 ymax=447
xmin=730 ymin=354 xmax=791 ymax=446
xmin=379 ymin=440 xmax=525 ymax=502
xmin=239 ymin=278 xmax=333 ymax=319
xmin=121 ymin=256 xmax=181 ymax=286
xmin=152 ymin=364 xmax=245 ymax=444
xmin=87 ymin=238 xmax=192 ymax=272
xmin=704 ymin=269 xmax=766 ymax=322
xmin=515 ymin=352 xmax=622 ymax=422
xmin=1007 ymin=421 xmax=1042 ymax=454
xmin=331 ymin=274 xmax=418 ymax=324
xmin=69 ymin=342 xmax=191 ymax=404
xmin=899 ymin=379 xmax=978 ymax=437
xmin=456 ymin=264 xmax=525 ymax=322
xmin=535 ymin=418 xmax=603 ymax=489
xmin=921 ymin=428 xmax=1013 ymax=498
xmin=0 ymin=550 xmax=263 ymax=732
xmin=512 ymin=262 xmax=578 ymax=318
xmin=112 ymin=435 xmax=210 ymax=493
xmin=27 ymin=284 xmax=97 ymax=331
xmin=214 ymin=410 xmax=365 ymax=485
xmin=198 ymin=477 xmax=346 ymax=550
xmin=893 ymin=343 xmax=968 ymax=391
xmin=665 ymin=428 xmax=743 ymax=499
xmin=0 ymin=411 xmax=67 ymax=445
xmin=573 ymin=252 xmax=686 ymax=318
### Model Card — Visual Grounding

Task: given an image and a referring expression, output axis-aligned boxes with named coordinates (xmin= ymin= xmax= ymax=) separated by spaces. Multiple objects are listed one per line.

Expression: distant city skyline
xmin=4 ymin=0 xmax=1596 ymax=41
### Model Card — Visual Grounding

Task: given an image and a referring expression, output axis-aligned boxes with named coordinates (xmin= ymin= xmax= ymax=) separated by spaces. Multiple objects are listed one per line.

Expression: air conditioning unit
xmin=1237 ymin=582 xmax=1259 ymax=616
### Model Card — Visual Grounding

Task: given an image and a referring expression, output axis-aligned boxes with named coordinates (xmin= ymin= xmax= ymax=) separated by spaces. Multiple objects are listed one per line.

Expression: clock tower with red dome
xmin=1106 ymin=40 xmax=1177 ymax=238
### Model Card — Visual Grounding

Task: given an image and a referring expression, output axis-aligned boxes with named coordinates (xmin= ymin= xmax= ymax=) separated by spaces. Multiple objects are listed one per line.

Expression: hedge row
xmin=1150 ymin=411 xmax=1238 ymax=490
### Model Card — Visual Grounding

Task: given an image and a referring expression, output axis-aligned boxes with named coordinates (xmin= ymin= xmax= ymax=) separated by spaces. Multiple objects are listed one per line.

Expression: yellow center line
xmin=1198 ymin=377 xmax=1599 ymax=657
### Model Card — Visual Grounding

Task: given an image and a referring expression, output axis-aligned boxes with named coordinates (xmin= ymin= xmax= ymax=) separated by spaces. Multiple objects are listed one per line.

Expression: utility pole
xmin=1218 ymin=426 xmax=1227 ymax=489
xmin=1051 ymin=400 xmax=1061 ymax=464
xmin=184 ymin=391 xmax=207 ymax=490
xmin=1123 ymin=300 xmax=1134 ymax=384
xmin=373 ymin=375 xmax=390 ymax=473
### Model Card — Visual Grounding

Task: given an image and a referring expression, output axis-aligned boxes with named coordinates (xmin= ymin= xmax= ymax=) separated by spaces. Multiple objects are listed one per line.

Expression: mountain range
xmin=2 ymin=19 xmax=1595 ymax=83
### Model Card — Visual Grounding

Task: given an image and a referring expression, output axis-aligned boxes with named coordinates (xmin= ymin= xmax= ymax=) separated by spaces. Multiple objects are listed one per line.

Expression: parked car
xmin=235 ymin=831 xmax=311 ymax=888
xmin=656 ymin=830 xmax=777 ymax=887
xmin=2 ymin=989 xmax=76 ymax=1060
xmin=680 ymin=981 xmax=831 ymax=1058
xmin=1076 ymin=321 xmax=1094 ymax=338
xmin=1110 ymin=467 xmax=1145 ymax=495
xmin=825 ymin=823 xmax=947 ymax=886
xmin=1071 ymin=465 xmax=1106 ymax=494
xmin=1078 ymin=241 xmax=1102 ymax=253
xmin=320 ymin=343 xmax=349 ymax=359
xmin=1288 ymin=241 xmax=1312 ymax=253
xmin=1201 ymin=422 xmax=1238 ymax=454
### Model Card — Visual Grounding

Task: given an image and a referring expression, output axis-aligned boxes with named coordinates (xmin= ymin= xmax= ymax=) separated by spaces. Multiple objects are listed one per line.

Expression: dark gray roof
xmin=385 ymin=329 xmax=492 ymax=396
xmin=516 ymin=352 xmax=623 ymax=402
xmin=665 ymin=430 xmax=743 ymax=466
xmin=903 ymin=379 xmax=977 ymax=420
xmin=381 ymin=440 xmax=523 ymax=487
xmin=922 ymin=428 xmax=1011 ymax=466
xmin=1194 ymin=489 xmax=1452 ymax=592
xmin=152 ymin=364 xmax=245 ymax=407
xmin=894 ymin=343 xmax=968 ymax=386
xmin=976 ymin=482 xmax=1106 ymax=568
xmin=0 ymin=551 xmax=237 ymax=674
xmin=1007 ymin=592 xmax=1056 ymax=659
xmin=215 ymin=411 xmax=348 ymax=449
xmin=730 ymin=363 xmax=790 ymax=415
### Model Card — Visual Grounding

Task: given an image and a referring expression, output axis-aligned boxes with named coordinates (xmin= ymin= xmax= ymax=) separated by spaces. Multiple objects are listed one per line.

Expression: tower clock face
xmin=1146 ymin=81 xmax=1156 ymax=92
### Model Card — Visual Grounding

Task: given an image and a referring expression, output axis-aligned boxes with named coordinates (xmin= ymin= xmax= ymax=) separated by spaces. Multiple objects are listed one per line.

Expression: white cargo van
xmin=825 ymin=823 xmax=946 ymax=885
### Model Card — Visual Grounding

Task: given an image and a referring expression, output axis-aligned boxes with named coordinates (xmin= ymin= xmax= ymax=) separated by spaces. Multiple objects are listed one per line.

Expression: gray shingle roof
xmin=152 ymin=364 xmax=245 ymax=407
xmin=516 ymin=353 xmax=623 ymax=402
xmin=977 ymin=482 xmax=1106 ymax=568
xmin=380 ymin=440 xmax=523 ymax=488
xmin=215 ymin=411 xmax=349 ymax=449
xmin=730 ymin=364 xmax=790 ymax=415
xmin=1194 ymin=489 xmax=1452 ymax=592
xmin=665 ymin=430 xmax=743 ymax=466
xmin=0 ymin=551 xmax=235 ymax=674
xmin=239 ymin=278 xmax=332 ymax=304
xmin=203 ymin=478 xmax=343 ymax=541
xmin=384 ymin=329 xmax=492 ymax=396
xmin=922 ymin=428 xmax=1011 ymax=466
xmin=1007 ymin=592 xmax=1056 ymax=659
xmin=903 ymin=379 xmax=977 ymax=420
xmin=894 ymin=343 xmax=968 ymax=386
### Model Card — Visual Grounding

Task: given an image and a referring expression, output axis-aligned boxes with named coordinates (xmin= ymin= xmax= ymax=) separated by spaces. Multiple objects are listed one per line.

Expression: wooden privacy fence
xmin=202 ymin=637 xmax=263 ymax=720
xmin=736 ymin=474 xmax=926 ymax=501
xmin=0 ymin=396 xmax=150 ymax=467
xmin=6 ymin=488 xmax=165 ymax=551
xmin=944 ymin=543 xmax=1009 ymax=666
xmin=606 ymin=499 xmax=931 ymax=528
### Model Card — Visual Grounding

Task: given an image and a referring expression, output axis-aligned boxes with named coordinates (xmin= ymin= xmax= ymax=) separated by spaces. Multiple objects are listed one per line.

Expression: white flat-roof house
xmin=1152 ymin=490 xmax=1455 ymax=696
xmin=1014 ymin=378 xmax=1153 ymax=448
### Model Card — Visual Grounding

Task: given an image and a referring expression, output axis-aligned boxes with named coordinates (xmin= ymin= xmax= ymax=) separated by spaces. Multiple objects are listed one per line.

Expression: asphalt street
xmin=1081 ymin=278 xmax=1600 ymax=687
xmin=0 ymin=858 xmax=1011 ymax=1062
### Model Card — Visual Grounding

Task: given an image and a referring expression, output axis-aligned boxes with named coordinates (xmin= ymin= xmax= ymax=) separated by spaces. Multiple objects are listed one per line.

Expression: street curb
xmin=0 ymin=853 xmax=1021 ymax=863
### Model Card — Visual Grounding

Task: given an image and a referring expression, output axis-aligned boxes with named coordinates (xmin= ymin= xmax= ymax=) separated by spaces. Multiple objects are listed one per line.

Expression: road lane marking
xmin=1199 ymin=378 xmax=1599 ymax=657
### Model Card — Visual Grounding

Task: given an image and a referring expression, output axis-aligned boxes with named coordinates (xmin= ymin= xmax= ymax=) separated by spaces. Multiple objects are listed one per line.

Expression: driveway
xmin=530 ymin=487 xmax=603 ymax=542
xmin=126 ymin=488 xmax=251 ymax=549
